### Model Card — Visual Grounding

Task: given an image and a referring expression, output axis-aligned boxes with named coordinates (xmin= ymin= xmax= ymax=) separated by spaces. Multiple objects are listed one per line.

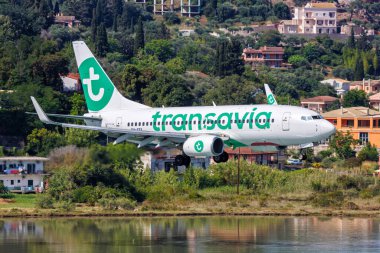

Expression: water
xmin=0 ymin=216 xmax=379 ymax=253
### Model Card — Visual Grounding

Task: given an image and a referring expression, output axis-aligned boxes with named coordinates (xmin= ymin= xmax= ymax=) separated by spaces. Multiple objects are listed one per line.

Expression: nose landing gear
xmin=175 ymin=154 xmax=191 ymax=167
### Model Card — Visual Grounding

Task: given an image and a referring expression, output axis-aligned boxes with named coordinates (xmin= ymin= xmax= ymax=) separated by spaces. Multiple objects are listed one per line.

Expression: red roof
xmin=301 ymin=96 xmax=338 ymax=103
xmin=65 ymin=73 xmax=80 ymax=80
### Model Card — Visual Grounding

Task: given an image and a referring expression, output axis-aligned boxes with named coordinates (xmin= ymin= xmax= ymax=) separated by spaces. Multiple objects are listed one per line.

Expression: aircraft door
xmin=116 ymin=117 xmax=122 ymax=127
xmin=282 ymin=112 xmax=290 ymax=131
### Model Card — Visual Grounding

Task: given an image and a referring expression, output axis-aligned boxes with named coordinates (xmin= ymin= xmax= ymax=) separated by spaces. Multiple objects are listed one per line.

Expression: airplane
xmin=263 ymin=83 xmax=323 ymax=152
xmin=30 ymin=41 xmax=336 ymax=167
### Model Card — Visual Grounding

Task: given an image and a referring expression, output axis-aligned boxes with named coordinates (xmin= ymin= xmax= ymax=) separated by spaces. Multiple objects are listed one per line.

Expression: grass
xmin=0 ymin=194 xmax=37 ymax=209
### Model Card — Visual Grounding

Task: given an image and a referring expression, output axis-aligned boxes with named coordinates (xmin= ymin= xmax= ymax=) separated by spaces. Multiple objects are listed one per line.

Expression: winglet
xmin=264 ymin=84 xmax=278 ymax=105
xmin=30 ymin=96 xmax=53 ymax=124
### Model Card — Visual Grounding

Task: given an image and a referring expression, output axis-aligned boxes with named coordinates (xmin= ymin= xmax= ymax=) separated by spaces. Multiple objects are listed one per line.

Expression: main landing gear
xmin=175 ymin=154 xmax=191 ymax=167
xmin=213 ymin=151 xmax=229 ymax=163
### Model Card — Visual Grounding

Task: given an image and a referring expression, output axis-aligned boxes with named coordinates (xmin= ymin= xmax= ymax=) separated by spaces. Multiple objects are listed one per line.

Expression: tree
xmin=64 ymin=128 xmax=99 ymax=147
xmin=204 ymin=75 xmax=257 ymax=105
xmin=347 ymin=27 xmax=356 ymax=48
xmin=142 ymin=71 xmax=194 ymax=107
xmin=134 ymin=17 xmax=144 ymax=54
xmin=357 ymin=143 xmax=379 ymax=161
xmin=329 ymin=131 xmax=358 ymax=159
xmin=144 ymin=39 xmax=174 ymax=62
xmin=32 ymin=53 xmax=69 ymax=88
xmin=273 ymin=2 xmax=291 ymax=19
xmin=54 ymin=1 xmax=60 ymax=15
xmin=258 ymin=30 xmax=281 ymax=47
xmin=353 ymin=51 xmax=364 ymax=80
xmin=26 ymin=128 xmax=66 ymax=156
xmin=91 ymin=8 xmax=97 ymax=42
xmin=95 ymin=23 xmax=108 ymax=57
xmin=302 ymin=43 xmax=323 ymax=62
xmin=165 ymin=57 xmax=186 ymax=74
xmin=69 ymin=93 xmax=86 ymax=115
xmin=342 ymin=89 xmax=368 ymax=107
xmin=288 ymin=55 xmax=309 ymax=68
xmin=373 ymin=52 xmax=379 ymax=75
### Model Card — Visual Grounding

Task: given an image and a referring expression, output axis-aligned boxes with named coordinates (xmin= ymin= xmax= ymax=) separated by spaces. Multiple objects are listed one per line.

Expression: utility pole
xmin=237 ymin=147 xmax=240 ymax=195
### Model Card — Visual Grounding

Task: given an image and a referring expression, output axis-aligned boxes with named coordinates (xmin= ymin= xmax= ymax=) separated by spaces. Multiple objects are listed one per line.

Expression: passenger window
xmin=127 ymin=123 xmax=130 ymax=127
xmin=271 ymin=119 xmax=274 ymax=123
xmin=150 ymin=122 xmax=152 ymax=126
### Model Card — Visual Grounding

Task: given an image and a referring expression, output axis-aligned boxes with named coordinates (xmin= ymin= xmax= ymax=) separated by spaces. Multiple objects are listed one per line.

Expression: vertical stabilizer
xmin=72 ymin=41 xmax=149 ymax=113
xmin=264 ymin=83 xmax=278 ymax=105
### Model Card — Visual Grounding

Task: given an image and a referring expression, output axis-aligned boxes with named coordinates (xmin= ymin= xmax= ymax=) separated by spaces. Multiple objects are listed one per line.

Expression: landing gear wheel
xmin=175 ymin=155 xmax=185 ymax=166
xmin=175 ymin=155 xmax=191 ymax=167
xmin=184 ymin=155 xmax=191 ymax=167
xmin=213 ymin=151 xmax=229 ymax=163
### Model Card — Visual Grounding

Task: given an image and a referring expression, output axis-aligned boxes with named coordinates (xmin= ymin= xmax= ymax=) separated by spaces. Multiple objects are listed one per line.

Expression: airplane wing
xmin=264 ymin=83 xmax=278 ymax=105
xmin=26 ymin=112 xmax=102 ymax=121
xmin=30 ymin=96 xmax=187 ymax=140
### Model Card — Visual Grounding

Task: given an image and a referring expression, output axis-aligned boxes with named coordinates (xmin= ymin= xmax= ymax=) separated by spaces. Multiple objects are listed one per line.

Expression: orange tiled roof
xmin=307 ymin=2 xmax=336 ymax=8
xmin=301 ymin=96 xmax=338 ymax=103
xmin=65 ymin=73 xmax=80 ymax=80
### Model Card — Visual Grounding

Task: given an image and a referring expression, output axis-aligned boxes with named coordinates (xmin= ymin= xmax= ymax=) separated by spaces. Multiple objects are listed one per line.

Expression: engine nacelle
xmin=183 ymin=135 xmax=224 ymax=157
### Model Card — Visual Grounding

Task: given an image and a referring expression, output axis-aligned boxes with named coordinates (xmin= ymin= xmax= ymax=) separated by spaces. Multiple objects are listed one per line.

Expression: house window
xmin=27 ymin=164 xmax=36 ymax=174
xmin=10 ymin=180 xmax=14 ymax=185
xmin=358 ymin=120 xmax=370 ymax=128
xmin=359 ymin=132 xmax=369 ymax=144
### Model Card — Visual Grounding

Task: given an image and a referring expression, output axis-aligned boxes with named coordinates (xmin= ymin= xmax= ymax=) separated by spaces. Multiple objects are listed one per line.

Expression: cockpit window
xmin=312 ymin=115 xmax=323 ymax=120
xmin=301 ymin=116 xmax=306 ymax=121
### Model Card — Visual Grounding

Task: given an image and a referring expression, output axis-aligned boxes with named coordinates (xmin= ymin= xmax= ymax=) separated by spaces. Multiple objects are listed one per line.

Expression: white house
xmin=278 ymin=2 xmax=337 ymax=34
xmin=321 ymin=78 xmax=350 ymax=96
xmin=0 ymin=157 xmax=48 ymax=193
xmin=60 ymin=73 xmax=81 ymax=92
xmin=140 ymin=148 xmax=210 ymax=173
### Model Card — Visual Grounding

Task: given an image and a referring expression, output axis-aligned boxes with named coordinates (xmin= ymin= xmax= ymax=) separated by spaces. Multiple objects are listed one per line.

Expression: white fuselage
xmin=95 ymin=104 xmax=335 ymax=147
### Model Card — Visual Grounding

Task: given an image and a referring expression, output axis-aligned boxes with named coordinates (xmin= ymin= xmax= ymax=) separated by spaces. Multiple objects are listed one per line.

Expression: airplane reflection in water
xmin=0 ymin=217 xmax=379 ymax=253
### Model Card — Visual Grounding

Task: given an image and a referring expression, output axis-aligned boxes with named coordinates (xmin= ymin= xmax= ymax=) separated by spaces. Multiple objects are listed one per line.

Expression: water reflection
xmin=0 ymin=216 xmax=379 ymax=253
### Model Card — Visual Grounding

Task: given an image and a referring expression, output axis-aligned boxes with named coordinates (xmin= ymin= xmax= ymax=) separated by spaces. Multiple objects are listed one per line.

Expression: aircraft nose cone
xmin=323 ymin=120 xmax=336 ymax=137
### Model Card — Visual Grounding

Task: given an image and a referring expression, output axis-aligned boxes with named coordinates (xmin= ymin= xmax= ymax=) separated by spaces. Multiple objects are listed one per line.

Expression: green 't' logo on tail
xmin=79 ymin=57 xmax=114 ymax=111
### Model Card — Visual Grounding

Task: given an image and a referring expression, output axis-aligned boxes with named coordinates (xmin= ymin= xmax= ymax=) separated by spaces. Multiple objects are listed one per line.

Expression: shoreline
xmin=0 ymin=208 xmax=379 ymax=218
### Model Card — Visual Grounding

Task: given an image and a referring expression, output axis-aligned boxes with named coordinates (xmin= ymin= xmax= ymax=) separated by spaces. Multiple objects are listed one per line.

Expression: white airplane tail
xmin=264 ymin=83 xmax=278 ymax=105
xmin=72 ymin=41 xmax=149 ymax=113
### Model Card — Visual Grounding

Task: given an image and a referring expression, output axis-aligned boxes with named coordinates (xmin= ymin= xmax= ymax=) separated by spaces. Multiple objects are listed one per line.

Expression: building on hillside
xmin=219 ymin=24 xmax=277 ymax=36
xmin=125 ymin=0 xmax=147 ymax=3
xmin=322 ymin=107 xmax=380 ymax=148
xmin=340 ymin=22 xmax=375 ymax=36
xmin=179 ymin=29 xmax=195 ymax=37
xmin=242 ymin=46 xmax=286 ymax=69
xmin=349 ymin=79 xmax=380 ymax=94
xmin=223 ymin=147 xmax=286 ymax=169
xmin=153 ymin=0 xmax=201 ymax=16
xmin=278 ymin=2 xmax=337 ymax=34
xmin=60 ymin=73 xmax=81 ymax=92
xmin=369 ymin=93 xmax=380 ymax=111
xmin=0 ymin=157 xmax=48 ymax=193
xmin=301 ymin=96 xmax=339 ymax=113
xmin=54 ymin=14 xmax=80 ymax=28
xmin=321 ymin=78 xmax=350 ymax=96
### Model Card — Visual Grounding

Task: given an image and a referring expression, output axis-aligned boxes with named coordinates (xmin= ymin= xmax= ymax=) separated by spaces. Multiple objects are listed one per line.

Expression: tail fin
xmin=264 ymin=83 xmax=278 ymax=105
xmin=72 ymin=41 xmax=149 ymax=113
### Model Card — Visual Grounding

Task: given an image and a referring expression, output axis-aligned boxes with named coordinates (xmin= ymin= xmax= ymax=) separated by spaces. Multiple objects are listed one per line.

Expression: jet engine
xmin=183 ymin=135 xmax=224 ymax=157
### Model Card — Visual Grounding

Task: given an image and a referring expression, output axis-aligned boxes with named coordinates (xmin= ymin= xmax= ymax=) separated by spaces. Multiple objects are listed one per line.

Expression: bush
xmin=72 ymin=186 xmax=100 ymax=205
xmin=57 ymin=200 xmax=75 ymax=212
xmin=36 ymin=194 xmax=54 ymax=209
xmin=163 ymin=12 xmax=181 ymax=25
xmin=98 ymin=197 xmax=136 ymax=210
xmin=311 ymin=181 xmax=338 ymax=193
xmin=311 ymin=191 xmax=345 ymax=207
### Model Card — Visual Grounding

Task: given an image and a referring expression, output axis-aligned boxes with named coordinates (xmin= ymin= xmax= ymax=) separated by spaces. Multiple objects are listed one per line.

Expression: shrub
xmin=72 ymin=186 xmax=100 ymax=205
xmin=36 ymin=194 xmax=54 ymax=209
xmin=57 ymin=200 xmax=75 ymax=212
xmin=311 ymin=191 xmax=345 ymax=207
xmin=98 ymin=197 xmax=136 ymax=210
xmin=311 ymin=181 xmax=338 ymax=193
